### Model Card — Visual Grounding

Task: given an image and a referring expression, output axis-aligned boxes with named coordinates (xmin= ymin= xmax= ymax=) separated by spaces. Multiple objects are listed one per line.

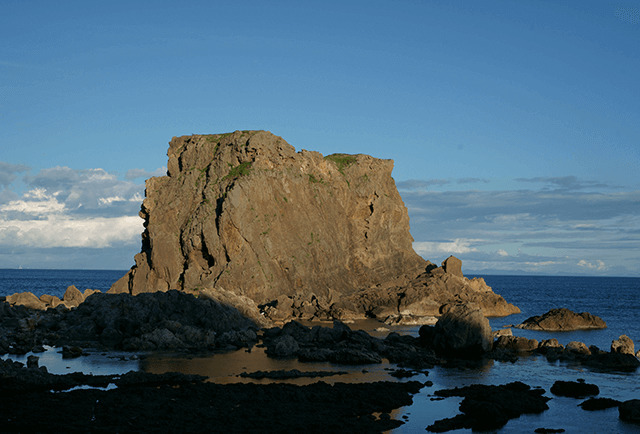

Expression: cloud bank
xmin=0 ymin=163 xmax=166 ymax=268
xmin=401 ymin=177 xmax=640 ymax=276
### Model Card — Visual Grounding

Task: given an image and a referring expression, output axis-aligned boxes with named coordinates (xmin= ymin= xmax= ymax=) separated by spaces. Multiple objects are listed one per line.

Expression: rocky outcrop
xmin=420 ymin=303 xmax=493 ymax=357
xmin=109 ymin=131 xmax=518 ymax=321
xmin=619 ymin=399 xmax=640 ymax=424
xmin=0 ymin=359 xmax=424 ymax=433
xmin=427 ymin=382 xmax=550 ymax=432
xmin=262 ymin=320 xmax=440 ymax=369
xmin=0 ymin=291 xmax=259 ymax=354
xmin=110 ymin=130 xmax=424 ymax=300
xmin=5 ymin=286 xmax=101 ymax=310
xmin=515 ymin=308 xmax=606 ymax=331
xmin=611 ymin=335 xmax=635 ymax=355
xmin=550 ymin=380 xmax=599 ymax=398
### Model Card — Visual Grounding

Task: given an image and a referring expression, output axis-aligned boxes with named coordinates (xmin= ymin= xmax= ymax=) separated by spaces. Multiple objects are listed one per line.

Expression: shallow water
xmin=2 ymin=272 xmax=639 ymax=431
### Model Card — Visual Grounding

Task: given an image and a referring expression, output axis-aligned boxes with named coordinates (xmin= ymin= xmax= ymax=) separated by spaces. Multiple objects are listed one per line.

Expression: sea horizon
xmin=1 ymin=267 xmax=638 ymax=279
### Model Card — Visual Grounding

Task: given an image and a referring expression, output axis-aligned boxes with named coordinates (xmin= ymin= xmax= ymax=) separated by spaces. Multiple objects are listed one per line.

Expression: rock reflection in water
xmin=140 ymin=346 xmax=412 ymax=386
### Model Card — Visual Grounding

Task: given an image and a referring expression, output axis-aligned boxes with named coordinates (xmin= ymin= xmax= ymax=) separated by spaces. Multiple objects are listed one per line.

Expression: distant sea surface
xmin=0 ymin=269 xmax=126 ymax=299
xmin=1 ymin=269 xmax=637 ymax=348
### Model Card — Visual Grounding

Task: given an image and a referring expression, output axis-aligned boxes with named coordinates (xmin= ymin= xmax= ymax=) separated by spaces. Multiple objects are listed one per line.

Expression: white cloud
xmin=0 ymin=215 xmax=143 ymax=248
xmin=1 ymin=189 xmax=66 ymax=216
xmin=577 ymin=259 xmax=607 ymax=271
xmin=413 ymin=238 xmax=480 ymax=256
xmin=497 ymin=249 xmax=509 ymax=257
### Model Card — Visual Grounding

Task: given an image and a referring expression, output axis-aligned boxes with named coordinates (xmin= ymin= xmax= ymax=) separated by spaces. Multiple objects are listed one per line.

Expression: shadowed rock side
xmin=109 ymin=130 xmax=518 ymax=320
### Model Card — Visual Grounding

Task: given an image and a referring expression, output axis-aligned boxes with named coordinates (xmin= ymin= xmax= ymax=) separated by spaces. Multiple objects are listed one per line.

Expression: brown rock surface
xmin=109 ymin=130 xmax=518 ymax=319
xmin=515 ymin=308 xmax=606 ymax=331
xmin=611 ymin=335 xmax=635 ymax=355
xmin=110 ymin=130 xmax=424 ymax=301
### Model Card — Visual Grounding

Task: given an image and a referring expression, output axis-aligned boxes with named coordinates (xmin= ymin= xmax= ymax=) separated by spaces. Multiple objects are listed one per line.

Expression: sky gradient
xmin=1 ymin=1 xmax=639 ymax=276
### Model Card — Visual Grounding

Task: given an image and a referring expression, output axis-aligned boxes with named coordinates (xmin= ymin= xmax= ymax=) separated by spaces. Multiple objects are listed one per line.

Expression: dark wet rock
xmin=537 ymin=341 xmax=640 ymax=372
xmin=0 ymin=291 xmax=259 ymax=355
xmin=550 ymin=380 xmax=599 ymax=398
xmin=0 ymin=358 xmax=424 ymax=433
xmin=263 ymin=320 xmax=439 ymax=369
xmin=619 ymin=399 xmax=640 ymax=424
xmin=61 ymin=346 xmax=84 ymax=359
xmin=579 ymin=397 xmax=621 ymax=411
xmin=611 ymin=335 xmax=635 ymax=355
xmin=515 ymin=308 xmax=606 ymax=331
xmin=238 ymin=369 xmax=348 ymax=379
xmin=388 ymin=368 xmax=422 ymax=378
xmin=428 ymin=303 xmax=492 ymax=357
xmin=267 ymin=335 xmax=300 ymax=358
xmin=426 ymin=382 xmax=550 ymax=432
xmin=538 ymin=339 xmax=563 ymax=350
xmin=26 ymin=355 xmax=39 ymax=369
xmin=534 ymin=429 xmax=565 ymax=433
xmin=494 ymin=335 xmax=538 ymax=352
xmin=583 ymin=351 xmax=640 ymax=372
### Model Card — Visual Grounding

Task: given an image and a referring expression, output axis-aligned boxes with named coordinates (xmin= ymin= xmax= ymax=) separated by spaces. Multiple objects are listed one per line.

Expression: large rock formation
xmin=110 ymin=130 xmax=518 ymax=320
xmin=111 ymin=131 xmax=424 ymax=299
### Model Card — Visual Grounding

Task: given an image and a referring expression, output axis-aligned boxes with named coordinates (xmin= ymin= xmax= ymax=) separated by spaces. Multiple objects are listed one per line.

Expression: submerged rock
xmin=579 ymin=397 xmax=621 ymax=411
xmin=515 ymin=308 xmax=606 ymax=331
xmin=550 ymin=380 xmax=599 ymax=398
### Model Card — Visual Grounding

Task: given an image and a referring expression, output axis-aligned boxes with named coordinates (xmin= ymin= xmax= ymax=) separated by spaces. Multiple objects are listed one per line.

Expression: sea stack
xmin=110 ymin=130 xmax=518 ymax=320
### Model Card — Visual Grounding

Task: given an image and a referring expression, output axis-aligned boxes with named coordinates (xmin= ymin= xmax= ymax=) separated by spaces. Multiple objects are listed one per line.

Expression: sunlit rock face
xmin=110 ymin=130 xmax=518 ymax=320
xmin=110 ymin=130 xmax=425 ymax=301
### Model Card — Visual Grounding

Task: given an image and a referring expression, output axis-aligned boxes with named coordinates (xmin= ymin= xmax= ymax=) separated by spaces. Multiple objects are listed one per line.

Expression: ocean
xmin=2 ymin=270 xmax=639 ymax=432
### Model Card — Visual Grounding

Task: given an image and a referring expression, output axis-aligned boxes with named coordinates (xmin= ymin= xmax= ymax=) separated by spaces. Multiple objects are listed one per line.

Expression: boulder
xmin=430 ymin=303 xmax=492 ymax=357
xmin=565 ymin=341 xmax=591 ymax=355
xmin=550 ymin=380 xmax=599 ymax=398
xmin=442 ymin=255 xmax=463 ymax=277
xmin=39 ymin=294 xmax=63 ymax=309
xmin=516 ymin=308 xmax=606 ymax=331
xmin=619 ymin=399 xmax=640 ymax=424
xmin=494 ymin=336 xmax=538 ymax=352
xmin=611 ymin=335 xmax=634 ymax=355
xmin=492 ymin=328 xmax=512 ymax=339
xmin=539 ymin=339 xmax=563 ymax=349
xmin=63 ymin=285 xmax=85 ymax=308
xmin=579 ymin=397 xmax=621 ymax=411
xmin=5 ymin=292 xmax=45 ymax=310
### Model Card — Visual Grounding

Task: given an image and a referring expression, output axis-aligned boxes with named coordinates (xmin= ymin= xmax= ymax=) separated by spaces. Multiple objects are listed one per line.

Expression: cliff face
xmin=110 ymin=130 xmax=426 ymax=302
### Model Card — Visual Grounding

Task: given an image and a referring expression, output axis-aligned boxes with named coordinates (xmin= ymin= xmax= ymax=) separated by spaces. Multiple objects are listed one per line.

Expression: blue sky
xmin=1 ymin=1 xmax=639 ymax=276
